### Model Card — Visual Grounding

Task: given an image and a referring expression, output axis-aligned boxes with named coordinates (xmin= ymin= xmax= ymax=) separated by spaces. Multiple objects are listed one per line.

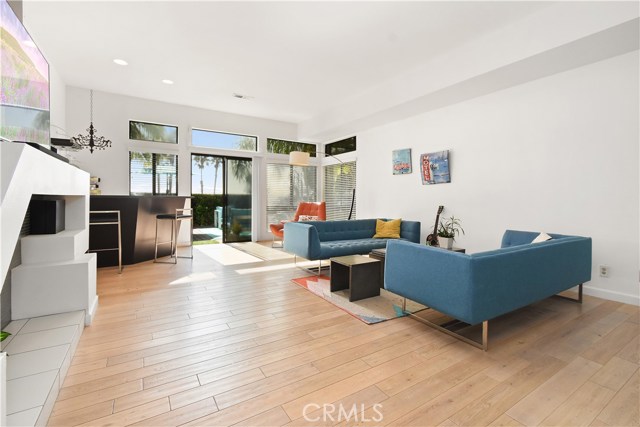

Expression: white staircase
xmin=1 ymin=311 xmax=85 ymax=426
xmin=12 ymin=232 xmax=98 ymax=324
xmin=1 ymin=143 xmax=98 ymax=426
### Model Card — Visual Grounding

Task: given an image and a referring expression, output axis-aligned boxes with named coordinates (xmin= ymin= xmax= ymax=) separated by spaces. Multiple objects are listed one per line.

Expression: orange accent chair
xmin=269 ymin=202 xmax=326 ymax=247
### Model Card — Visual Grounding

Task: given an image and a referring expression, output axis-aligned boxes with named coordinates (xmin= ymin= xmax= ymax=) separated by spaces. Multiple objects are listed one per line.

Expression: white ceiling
xmin=23 ymin=1 xmax=551 ymax=124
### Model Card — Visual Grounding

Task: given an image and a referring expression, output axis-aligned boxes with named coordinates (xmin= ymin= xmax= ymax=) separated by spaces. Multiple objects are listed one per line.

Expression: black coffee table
xmin=330 ymin=255 xmax=381 ymax=302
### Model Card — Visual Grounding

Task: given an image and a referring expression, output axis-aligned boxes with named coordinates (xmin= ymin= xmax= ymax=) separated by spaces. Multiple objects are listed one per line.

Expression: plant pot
xmin=439 ymin=237 xmax=454 ymax=249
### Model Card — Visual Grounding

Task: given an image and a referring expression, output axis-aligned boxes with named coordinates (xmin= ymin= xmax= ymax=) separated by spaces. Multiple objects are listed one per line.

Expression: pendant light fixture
xmin=71 ymin=90 xmax=111 ymax=153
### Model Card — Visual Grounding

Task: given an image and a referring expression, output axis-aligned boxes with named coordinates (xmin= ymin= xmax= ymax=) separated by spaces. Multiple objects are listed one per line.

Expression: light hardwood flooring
xmin=48 ymin=244 xmax=640 ymax=426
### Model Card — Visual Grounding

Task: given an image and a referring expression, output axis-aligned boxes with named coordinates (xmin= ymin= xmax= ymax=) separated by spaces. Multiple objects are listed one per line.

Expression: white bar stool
xmin=154 ymin=208 xmax=193 ymax=263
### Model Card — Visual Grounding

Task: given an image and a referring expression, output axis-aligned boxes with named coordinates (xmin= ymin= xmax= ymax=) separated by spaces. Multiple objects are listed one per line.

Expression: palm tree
xmin=211 ymin=157 xmax=223 ymax=194
xmin=130 ymin=122 xmax=176 ymax=143
xmin=192 ymin=155 xmax=213 ymax=194
xmin=232 ymin=137 xmax=254 ymax=191
xmin=267 ymin=138 xmax=316 ymax=156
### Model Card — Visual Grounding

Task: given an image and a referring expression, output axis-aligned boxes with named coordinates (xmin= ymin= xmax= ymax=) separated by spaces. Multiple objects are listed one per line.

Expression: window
xmin=325 ymin=136 xmax=356 ymax=157
xmin=129 ymin=121 xmax=178 ymax=144
xmin=191 ymin=154 xmax=223 ymax=195
xmin=266 ymin=163 xmax=317 ymax=227
xmin=324 ymin=161 xmax=356 ymax=220
xmin=129 ymin=152 xmax=178 ymax=195
xmin=192 ymin=128 xmax=257 ymax=152
xmin=266 ymin=138 xmax=317 ymax=157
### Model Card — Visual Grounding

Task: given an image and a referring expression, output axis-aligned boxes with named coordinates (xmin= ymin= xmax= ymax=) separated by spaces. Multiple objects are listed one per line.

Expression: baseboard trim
xmin=583 ymin=285 xmax=640 ymax=306
xmin=86 ymin=296 xmax=99 ymax=325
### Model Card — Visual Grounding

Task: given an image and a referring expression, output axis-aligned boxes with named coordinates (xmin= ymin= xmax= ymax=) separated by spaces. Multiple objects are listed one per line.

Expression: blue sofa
xmin=283 ymin=219 xmax=421 ymax=260
xmin=385 ymin=230 xmax=591 ymax=349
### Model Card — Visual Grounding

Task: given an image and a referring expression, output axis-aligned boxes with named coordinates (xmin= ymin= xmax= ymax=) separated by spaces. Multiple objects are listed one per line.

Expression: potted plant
xmin=437 ymin=216 xmax=465 ymax=249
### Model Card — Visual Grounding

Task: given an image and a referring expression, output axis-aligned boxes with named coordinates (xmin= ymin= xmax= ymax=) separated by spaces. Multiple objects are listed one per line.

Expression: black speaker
xmin=29 ymin=199 xmax=65 ymax=234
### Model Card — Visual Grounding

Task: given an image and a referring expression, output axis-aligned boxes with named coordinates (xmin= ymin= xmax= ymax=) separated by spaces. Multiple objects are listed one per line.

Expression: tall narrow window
xmin=129 ymin=152 xmax=178 ymax=195
xmin=324 ymin=161 xmax=356 ymax=220
xmin=266 ymin=163 xmax=317 ymax=227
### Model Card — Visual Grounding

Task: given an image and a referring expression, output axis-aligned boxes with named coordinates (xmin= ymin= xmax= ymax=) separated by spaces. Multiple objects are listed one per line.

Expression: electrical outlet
xmin=599 ymin=265 xmax=609 ymax=277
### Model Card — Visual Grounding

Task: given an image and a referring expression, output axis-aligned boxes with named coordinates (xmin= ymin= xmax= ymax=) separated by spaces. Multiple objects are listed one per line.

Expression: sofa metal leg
xmin=403 ymin=304 xmax=488 ymax=351
xmin=555 ymin=283 xmax=583 ymax=303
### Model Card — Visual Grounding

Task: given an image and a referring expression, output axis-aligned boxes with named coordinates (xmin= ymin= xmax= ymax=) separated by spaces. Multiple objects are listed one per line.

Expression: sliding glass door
xmin=191 ymin=154 xmax=252 ymax=244
xmin=224 ymin=157 xmax=252 ymax=243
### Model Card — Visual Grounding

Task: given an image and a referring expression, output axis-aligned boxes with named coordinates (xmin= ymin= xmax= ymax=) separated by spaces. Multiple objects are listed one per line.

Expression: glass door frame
xmin=190 ymin=153 xmax=252 ymax=244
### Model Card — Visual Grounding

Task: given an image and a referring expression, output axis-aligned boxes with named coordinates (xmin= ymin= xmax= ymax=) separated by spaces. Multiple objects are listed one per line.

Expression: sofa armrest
xmin=384 ymin=240 xmax=474 ymax=322
xmin=283 ymin=222 xmax=322 ymax=260
xmin=469 ymin=237 xmax=592 ymax=322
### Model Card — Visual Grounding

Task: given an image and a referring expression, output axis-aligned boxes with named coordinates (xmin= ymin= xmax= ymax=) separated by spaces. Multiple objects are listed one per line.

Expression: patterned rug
xmin=291 ymin=275 xmax=425 ymax=324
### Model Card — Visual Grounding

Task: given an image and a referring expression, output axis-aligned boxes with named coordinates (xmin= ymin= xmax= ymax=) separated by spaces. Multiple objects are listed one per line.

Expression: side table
xmin=330 ymin=255 xmax=381 ymax=302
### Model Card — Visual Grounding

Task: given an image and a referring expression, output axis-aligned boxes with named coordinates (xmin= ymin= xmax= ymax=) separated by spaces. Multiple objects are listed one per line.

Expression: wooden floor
xmin=48 ymin=244 xmax=640 ymax=427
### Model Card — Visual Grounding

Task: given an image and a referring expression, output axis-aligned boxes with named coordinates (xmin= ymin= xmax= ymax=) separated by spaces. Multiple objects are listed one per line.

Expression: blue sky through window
xmin=192 ymin=155 xmax=223 ymax=195
xmin=192 ymin=129 xmax=257 ymax=151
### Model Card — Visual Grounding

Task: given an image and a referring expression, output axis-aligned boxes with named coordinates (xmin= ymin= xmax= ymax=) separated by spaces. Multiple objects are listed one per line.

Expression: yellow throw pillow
xmin=373 ymin=218 xmax=401 ymax=239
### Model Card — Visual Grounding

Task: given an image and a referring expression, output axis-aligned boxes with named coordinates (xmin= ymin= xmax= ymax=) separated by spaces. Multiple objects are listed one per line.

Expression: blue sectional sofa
xmin=385 ymin=230 xmax=592 ymax=349
xmin=283 ymin=219 xmax=421 ymax=260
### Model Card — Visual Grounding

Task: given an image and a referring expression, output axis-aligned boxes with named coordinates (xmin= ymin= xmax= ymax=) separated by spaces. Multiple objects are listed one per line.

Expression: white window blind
xmin=130 ymin=152 xmax=178 ymax=195
xmin=324 ymin=161 xmax=356 ymax=220
xmin=266 ymin=163 xmax=317 ymax=227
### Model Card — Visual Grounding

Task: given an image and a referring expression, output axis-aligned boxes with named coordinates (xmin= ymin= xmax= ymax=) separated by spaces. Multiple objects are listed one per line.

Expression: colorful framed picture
xmin=420 ymin=150 xmax=450 ymax=185
xmin=392 ymin=148 xmax=412 ymax=175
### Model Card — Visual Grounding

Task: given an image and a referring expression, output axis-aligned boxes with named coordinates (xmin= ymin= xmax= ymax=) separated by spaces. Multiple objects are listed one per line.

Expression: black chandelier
xmin=71 ymin=90 xmax=111 ymax=153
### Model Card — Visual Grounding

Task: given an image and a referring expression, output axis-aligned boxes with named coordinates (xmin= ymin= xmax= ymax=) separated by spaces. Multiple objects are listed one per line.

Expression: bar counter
xmin=89 ymin=195 xmax=190 ymax=267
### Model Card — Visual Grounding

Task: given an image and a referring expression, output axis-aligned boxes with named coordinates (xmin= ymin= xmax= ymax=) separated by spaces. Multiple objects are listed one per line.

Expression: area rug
xmin=291 ymin=275 xmax=425 ymax=324
xmin=229 ymin=242 xmax=295 ymax=261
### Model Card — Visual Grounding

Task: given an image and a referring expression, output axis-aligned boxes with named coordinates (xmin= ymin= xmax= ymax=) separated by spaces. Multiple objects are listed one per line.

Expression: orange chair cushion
xmin=269 ymin=222 xmax=285 ymax=239
xmin=269 ymin=202 xmax=326 ymax=240
xmin=293 ymin=202 xmax=326 ymax=221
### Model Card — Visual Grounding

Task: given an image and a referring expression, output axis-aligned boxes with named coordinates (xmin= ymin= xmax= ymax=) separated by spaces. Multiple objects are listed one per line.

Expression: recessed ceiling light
xmin=113 ymin=59 xmax=128 ymax=66
xmin=162 ymin=79 xmax=174 ymax=85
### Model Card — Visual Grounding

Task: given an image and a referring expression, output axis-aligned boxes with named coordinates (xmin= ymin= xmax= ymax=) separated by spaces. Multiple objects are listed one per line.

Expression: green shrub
xmin=192 ymin=194 xmax=223 ymax=227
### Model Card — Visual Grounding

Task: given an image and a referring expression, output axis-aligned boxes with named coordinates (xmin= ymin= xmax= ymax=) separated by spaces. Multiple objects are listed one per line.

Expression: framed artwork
xmin=392 ymin=148 xmax=412 ymax=175
xmin=421 ymin=150 xmax=450 ymax=185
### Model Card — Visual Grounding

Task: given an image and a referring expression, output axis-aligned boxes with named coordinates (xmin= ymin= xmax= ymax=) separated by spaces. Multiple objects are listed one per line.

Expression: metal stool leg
xmin=117 ymin=211 xmax=122 ymax=273
xmin=154 ymin=217 xmax=160 ymax=262
xmin=175 ymin=209 xmax=194 ymax=260
xmin=172 ymin=219 xmax=178 ymax=264
xmin=89 ymin=210 xmax=124 ymax=272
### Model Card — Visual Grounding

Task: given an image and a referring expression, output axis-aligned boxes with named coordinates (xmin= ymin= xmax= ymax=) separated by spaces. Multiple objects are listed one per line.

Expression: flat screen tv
xmin=0 ymin=0 xmax=50 ymax=147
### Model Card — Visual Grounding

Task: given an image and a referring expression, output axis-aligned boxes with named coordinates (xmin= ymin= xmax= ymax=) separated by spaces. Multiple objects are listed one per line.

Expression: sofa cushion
xmin=501 ymin=229 xmax=570 ymax=248
xmin=312 ymin=219 xmax=378 ymax=242
xmin=373 ymin=218 xmax=401 ymax=239
xmin=320 ymin=238 xmax=392 ymax=258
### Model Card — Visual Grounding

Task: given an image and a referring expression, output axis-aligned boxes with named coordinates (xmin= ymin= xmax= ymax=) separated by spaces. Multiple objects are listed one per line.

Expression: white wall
xmin=65 ymin=87 xmax=298 ymax=240
xmin=66 ymin=87 xmax=297 ymax=195
xmin=356 ymin=51 xmax=639 ymax=305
